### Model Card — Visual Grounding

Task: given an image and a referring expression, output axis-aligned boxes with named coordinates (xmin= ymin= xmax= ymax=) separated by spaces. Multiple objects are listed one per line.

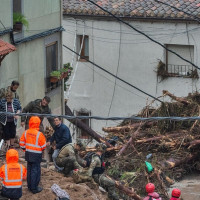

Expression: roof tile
xmin=63 ymin=0 xmax=200 ymax=20
xmin=0 ymin=40 xmax=16 ymax=56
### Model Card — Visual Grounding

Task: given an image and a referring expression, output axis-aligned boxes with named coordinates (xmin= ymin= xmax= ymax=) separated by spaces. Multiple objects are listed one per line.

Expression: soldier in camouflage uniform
xmin=55 ymin=140 xmax=86 ymax=175
xmin=82 ymin=143 xmax=119 ymax=200
xmin=0 ymin=81 xmax=20 ymax=140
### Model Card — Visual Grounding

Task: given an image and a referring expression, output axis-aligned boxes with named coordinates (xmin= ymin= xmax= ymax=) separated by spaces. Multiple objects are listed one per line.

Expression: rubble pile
xmin=103 ymin=90 xmax=200 ymax=199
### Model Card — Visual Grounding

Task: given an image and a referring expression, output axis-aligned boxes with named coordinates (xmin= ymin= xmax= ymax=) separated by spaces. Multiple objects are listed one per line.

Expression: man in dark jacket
xmin=21 ymin=96 xmax=54 ymax=132
xmin=47 ymin=117 xmax=72 ymax=171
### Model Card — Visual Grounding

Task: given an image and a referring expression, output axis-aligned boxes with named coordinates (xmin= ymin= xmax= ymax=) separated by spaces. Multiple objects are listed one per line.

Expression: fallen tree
xmin=65 ymin=104 xmax=112 ymax=147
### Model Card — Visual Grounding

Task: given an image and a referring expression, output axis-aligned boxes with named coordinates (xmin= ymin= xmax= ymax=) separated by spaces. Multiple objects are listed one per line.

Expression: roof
xmin=0 ymin=40 xmax=16 ymax=56
xmin=63 ymin=0 xmax=200 ymax=20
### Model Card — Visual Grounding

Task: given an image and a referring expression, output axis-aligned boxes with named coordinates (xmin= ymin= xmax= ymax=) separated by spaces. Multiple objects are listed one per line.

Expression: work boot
xmin=31 ymin=186 xmax=43 ymax=194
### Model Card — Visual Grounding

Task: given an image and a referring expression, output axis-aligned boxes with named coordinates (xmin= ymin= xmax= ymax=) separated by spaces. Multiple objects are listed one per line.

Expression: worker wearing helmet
xmin=0 ymin=149 xmax=27 ymax=200
xmin=143 ymin=183 xmax=162 ymax=200
xmin=170 ymin=188 xmax=181 ymax=200
xmin=20 ymin=116 xmax=46 ymax=194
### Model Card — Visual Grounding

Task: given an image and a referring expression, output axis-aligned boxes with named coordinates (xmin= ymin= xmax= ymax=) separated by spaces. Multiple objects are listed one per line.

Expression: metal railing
xmin=167 ymin=64 xmax=195 ymax=77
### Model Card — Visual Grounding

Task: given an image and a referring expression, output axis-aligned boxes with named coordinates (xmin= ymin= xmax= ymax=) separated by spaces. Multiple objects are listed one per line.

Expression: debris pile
xmin=103 ymin=90 xmax=200 ymax=199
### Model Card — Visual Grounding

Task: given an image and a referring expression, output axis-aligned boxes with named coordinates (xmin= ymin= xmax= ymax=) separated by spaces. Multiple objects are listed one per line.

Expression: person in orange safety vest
xmin=19 ymin=116 xmax=46 ymax=194
xmin=0 ymin=149 xmax=27 ymax=200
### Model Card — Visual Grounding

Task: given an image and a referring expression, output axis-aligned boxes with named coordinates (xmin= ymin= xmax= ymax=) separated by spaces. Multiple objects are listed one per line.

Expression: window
xmin=45 ymin=42 xmax=58 ymax=92
xmin=75 ymin=109 xmax=91 ymax=139
xmin=166 ymin=44 xmax=196 ymax=77
xmin=13 ymin=0 xmax=23 ymax=32
xmin=77 ymin=35 xmax=89 ymax=61
xmin=13 ymin=0 xmax=22 ymax=13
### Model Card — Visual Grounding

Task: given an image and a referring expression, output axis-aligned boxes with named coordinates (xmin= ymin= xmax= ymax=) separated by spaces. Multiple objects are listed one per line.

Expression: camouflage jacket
xmin=57 ymin=143 xmax=86 ymax=166
xmin=0 ymin=86 xmax=19 ymax=100
xmin=87 ymin=154 xmax=101 ymax=177
xmin=21 ymin=99 xmax=54 ymax=128
xmin=57 ymin=143 xmax=75 ymax=158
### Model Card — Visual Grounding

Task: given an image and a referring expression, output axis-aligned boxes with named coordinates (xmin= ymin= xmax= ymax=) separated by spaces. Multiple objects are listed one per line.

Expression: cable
xmin=154 ymin=0 xmax=200 ymax=23
xmin=107 ymin=22 xmax=122 ymax=120
xmin=63 ymin=44 xmax=163 ymax=103
xmin=66 ymin=21 xmax=86 ymax=99
xmin=86 ymin=0 xmax=200 ymax=70
xmin=63 ymin=48 xmax=147 ymax=100
xmin=2 ymin=111 xmax=200 ymax=121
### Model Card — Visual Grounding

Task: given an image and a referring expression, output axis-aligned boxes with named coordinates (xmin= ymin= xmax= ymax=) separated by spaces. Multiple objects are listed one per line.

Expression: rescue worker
xmin=143 ymin=183 xmax=162 ymax=200
xmin=0 ymin=149 xmax=26 ymax=200
xmin=0 ymin=80 xmax=20 ymax=141
xmin=80 ymin=143 xmax=120 ymax=200
xmin=170 ymin=188 xmax=181 ymax=200
xmin=21 ymin=96 xmax=54 ymax=132
xmin=46 ymin=117 xmax=72 ymax=171
xmin=55 ymin=140 xmax=86 ymax=175
xmin=19 ymin=116 xmax=46 ymax=194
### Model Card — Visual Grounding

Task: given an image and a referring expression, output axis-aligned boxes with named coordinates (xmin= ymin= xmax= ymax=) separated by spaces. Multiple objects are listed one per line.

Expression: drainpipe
xmin=60 ymin=0 xmax=65 ymax=117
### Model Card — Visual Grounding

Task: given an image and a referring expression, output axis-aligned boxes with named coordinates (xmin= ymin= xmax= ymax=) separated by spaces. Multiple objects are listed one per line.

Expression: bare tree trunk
xmin=106 ymin=176 xmax=143 ymax=200
xmin=65 ymin=104 xmax=112 ymax=147
xmin=135 ymin=133 xmax=183 ymax=144
xmin=163 ymin=90 xmax=190 ymax=105
xmin=102 ymin=122 xmax=154 ymax=133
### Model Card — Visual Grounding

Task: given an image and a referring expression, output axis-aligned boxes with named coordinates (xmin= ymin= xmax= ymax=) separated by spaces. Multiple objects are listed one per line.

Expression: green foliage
xmin=13 ymin=12 xmax=29 ymax=30
xmin=50 ymin=71 xmax=61 ymax=78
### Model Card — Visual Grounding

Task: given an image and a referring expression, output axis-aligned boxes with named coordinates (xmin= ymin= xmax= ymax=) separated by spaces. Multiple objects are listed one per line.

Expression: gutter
xmin=0 ymin=28 xmax=12 ymax=36
xmin=63 ymin=14 xmax=199 ymax=24
xmin=14 ymin=26 xmax=65 ymax=45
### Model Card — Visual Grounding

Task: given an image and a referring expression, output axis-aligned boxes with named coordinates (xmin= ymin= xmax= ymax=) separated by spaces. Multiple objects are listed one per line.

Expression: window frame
xmin=74 ymin=109 xmax=91 ymax=139
xmin=78 ymin=35 xmax=89 ymax=62
xmin=164 ymin=44 xmax=196 ymax=78
xmin=45 ymin=41 xmax=59 ymax=92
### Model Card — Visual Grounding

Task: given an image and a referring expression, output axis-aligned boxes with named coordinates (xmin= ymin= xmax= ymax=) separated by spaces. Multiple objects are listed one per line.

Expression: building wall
xmin=0 ymin=0 xmax=12 ymax=30
xmin=0 ymin=1 xmax=63 ymax=136
xmin=63 ymin=17 xmax=200 ymax=137
xmin=24 ymin=0 xmax=61 ymax=37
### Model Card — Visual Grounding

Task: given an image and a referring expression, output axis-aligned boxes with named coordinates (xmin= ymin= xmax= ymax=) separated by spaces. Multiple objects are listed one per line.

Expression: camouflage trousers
xmin=93 ymin=174 xmax=119 ymax=200
xmin=56 ymin=156 xmax=81 ymax=175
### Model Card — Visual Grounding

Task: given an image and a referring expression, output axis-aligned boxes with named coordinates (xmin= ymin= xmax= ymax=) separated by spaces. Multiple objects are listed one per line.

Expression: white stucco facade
xmin=63 ymin=17 xmax=200 ymax=137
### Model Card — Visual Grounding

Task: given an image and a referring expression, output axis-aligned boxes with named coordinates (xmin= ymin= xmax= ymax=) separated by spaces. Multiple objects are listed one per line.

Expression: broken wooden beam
xmin=163 ymin=90 xmax=190 ymax=105
xmin=102 ymin=122 xmax=154 ymax=133
xmin=106 ymin=176 xmax=143 ymax=200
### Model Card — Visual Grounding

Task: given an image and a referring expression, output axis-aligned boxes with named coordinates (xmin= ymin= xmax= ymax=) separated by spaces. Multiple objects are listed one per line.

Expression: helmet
xmin=172 ymin=188 xmax=181 ymax=198
xmin=95 ymin=143 xmax=107 ymax=152
xmin=76 ymin=139 xmax=86 ymax=151
xmin=145 ymin=183 xmax=155 ymax=193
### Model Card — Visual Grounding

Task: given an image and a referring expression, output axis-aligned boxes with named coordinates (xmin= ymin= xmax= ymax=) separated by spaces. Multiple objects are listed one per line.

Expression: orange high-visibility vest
xmin=1 ymin=163 xmax=24 ymax=188
xmin=20 ymin=130 xmax=46 ymax=154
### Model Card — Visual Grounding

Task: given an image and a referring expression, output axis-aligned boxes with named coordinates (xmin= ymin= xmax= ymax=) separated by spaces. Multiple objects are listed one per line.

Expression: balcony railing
xmin=167 ymin=64 xmax=198 ymax=78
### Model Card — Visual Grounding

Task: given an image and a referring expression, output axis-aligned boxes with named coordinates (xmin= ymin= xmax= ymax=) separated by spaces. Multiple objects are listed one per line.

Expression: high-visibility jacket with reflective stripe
xmin=20 ymin=129 xmax=46 ymax=154
xmin=0 ymin=163 xmax=26 ymax=188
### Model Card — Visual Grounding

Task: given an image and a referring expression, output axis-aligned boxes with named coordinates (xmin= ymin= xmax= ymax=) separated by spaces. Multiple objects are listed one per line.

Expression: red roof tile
xmin=0 ymin=40 xmax=16 ymax=56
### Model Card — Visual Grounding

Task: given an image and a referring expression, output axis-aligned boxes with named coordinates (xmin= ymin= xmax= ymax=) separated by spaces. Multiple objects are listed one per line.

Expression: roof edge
xmin=63 ymin=13 xmax=199 ymax=24
xmin=14 ymin=27 xmax=65 ymax=45
xmin=0 ymin=28 xmax=13 ymax=37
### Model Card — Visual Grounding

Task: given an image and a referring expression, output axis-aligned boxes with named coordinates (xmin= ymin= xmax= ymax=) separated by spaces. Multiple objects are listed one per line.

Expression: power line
xmin=86 ymin=0 xmax=200 ymax=70
xmin=63 ymin=44 xmax=163 ymax=103
xmin=2 ymin=111 xmax=200 ymax=122
xmin=154 ymin=0 xmax=200 ymax=23
xmin=63 ymin=48 xmax=147 ymax=100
